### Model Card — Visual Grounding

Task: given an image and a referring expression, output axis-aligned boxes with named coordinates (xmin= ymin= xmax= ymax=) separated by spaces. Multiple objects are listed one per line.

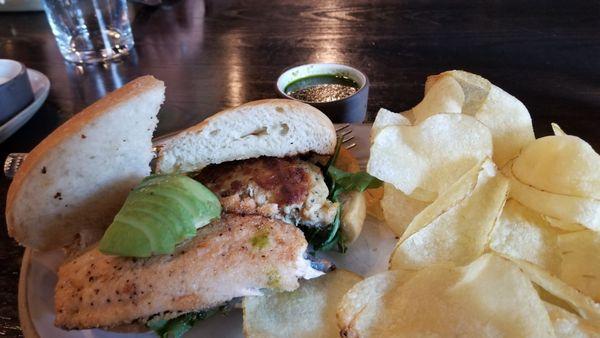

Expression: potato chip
xmin=427 ymin=70 xmax=535 ymax=166
xmin=510 ymin=258 xmax=600 ymax=325
xmin=370 ymin=108 xmax=410 ymax=142
xmin=426 ymin=70 xmax=490 ymax=116
xmin=411 ymin=75 xmax=464 ymax=123
xmin=336 ymin=146 xmax=361 ymax=173
xmin=398 ymin=160 xmax=484 ymax=242
xmin=403 ymin=187 xmax=436 ymax=202
xmin=364 ymin=186 xmax=384 ymax=220
xmin=552 ymin=123 xmax=567 ymax=136
xmin=337 ymin=269 xmax=416 ymax=334
xmin=380 ymin=183 xmax=429 ymax=236
xmin=475 ymin=84 xmax=535 ymax=166
xmin=544 ymin=302 xmax=600 ymax=337
xmin=368 ymin=113 xmax=492 ymax=201
xmin=340 ymin=191 xmax=366 ymax=244
xmin=390 ymin=160 xmax=508 ymax=270
xmin=512 ymin=135 xmax=600 ymax=199
xmin=331 ymin=147 xmax=368 ymax=244
xmin=544 ymin=215 xmax=587 ymax=232
xmin=504 ymin=163 xmax=600 ymax=232
xmin=559 ymin=230 xmax=600 ymax=302
xmin=489 ymin=199 xmax=561 ymax=274
xmin=341 ymin=254 xmax=555 ymax=337
xmin=242 ymin=269 xmax=361 ymax=338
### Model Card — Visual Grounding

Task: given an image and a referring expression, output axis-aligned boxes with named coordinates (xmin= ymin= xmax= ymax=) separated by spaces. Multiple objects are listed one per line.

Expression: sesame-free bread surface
xmin=6 ymin=76 xmax=165 ymax=251
xmin=155 ymin=99 xmax=337 ymax=174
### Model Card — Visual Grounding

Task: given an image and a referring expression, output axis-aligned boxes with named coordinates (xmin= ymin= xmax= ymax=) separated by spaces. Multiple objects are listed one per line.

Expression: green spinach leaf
xmin=147 ymin=305 xmax=226 ymax=338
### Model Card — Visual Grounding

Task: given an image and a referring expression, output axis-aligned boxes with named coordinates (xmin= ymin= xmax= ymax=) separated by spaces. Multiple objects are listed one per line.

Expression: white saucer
xmin=0 ymin=68 xmax=50 ymax=143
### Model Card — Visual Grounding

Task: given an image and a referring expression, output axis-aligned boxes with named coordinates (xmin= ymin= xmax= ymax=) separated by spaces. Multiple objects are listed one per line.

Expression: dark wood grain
xmin=1 ymin=0 xmax=600 ymax=335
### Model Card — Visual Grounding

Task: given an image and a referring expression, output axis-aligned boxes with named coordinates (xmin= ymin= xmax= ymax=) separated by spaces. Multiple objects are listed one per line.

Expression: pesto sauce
xmin=285 ymin=74 xmax=359 ymax=103
xmin=250 ymin=230 xmax=270 ymax=249
xmin=267 ymin=270 xmax=281 ymax=289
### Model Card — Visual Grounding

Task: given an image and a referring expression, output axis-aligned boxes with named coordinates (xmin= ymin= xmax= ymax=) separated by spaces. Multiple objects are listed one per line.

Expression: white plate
xmin=19 ymin=124 xmax=396 ymax=338
xmin=0 ymin=68 xmax=50 ymax=144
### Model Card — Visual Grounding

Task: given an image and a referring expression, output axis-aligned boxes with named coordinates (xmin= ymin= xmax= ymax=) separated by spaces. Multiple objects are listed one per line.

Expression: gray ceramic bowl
xmin=276 ymin=63 xmax=369 ymax=123
xmin=0 ymin=59 xmax=34 ymax=124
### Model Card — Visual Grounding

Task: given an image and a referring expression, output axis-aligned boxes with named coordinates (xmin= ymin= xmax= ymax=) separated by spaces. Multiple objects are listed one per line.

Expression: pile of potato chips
xmin=243 ymin=70 xmax=600 ymax=337
xmin=361 ymin=70 xmax=600 ymax=337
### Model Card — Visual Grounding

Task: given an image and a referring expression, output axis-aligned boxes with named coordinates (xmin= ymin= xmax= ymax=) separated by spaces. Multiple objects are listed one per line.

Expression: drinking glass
xmin=42 ymin=0 xmax=134 ymax=63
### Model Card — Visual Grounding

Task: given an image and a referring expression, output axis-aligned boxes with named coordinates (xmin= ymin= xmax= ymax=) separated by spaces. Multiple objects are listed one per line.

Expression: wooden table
xmin=1 ymin=0 xmax=599 ymax=335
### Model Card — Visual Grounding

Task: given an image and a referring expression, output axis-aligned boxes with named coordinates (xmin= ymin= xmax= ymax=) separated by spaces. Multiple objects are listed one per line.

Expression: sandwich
xmin=5 ymin=76 xmax=377 ymax=335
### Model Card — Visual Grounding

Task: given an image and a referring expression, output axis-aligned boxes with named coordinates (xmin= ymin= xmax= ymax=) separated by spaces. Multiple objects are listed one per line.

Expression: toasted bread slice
xmin=155 ymin=99 xmax=337 ymax=174
xmin=6 ymin=76 xmax=165 ymax=251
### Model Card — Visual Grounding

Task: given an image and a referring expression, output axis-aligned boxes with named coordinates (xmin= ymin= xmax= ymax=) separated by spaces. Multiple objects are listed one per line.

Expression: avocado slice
xmin=99 ymin=174 xmax=222 ymax=257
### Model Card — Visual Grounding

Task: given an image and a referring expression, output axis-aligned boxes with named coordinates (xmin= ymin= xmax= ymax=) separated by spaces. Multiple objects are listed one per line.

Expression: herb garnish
xmin=305 ymin=138 xmax=382 ymax=253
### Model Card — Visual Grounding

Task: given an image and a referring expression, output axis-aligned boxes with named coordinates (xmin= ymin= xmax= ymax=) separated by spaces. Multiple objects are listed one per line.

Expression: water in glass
xmin=42 ymin=0 xmax=134 ymax=63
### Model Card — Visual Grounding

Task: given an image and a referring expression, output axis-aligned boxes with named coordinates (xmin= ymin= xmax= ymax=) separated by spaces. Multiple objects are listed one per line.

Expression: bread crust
xmin=6 ymin=76 xmax=164 ymax=250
